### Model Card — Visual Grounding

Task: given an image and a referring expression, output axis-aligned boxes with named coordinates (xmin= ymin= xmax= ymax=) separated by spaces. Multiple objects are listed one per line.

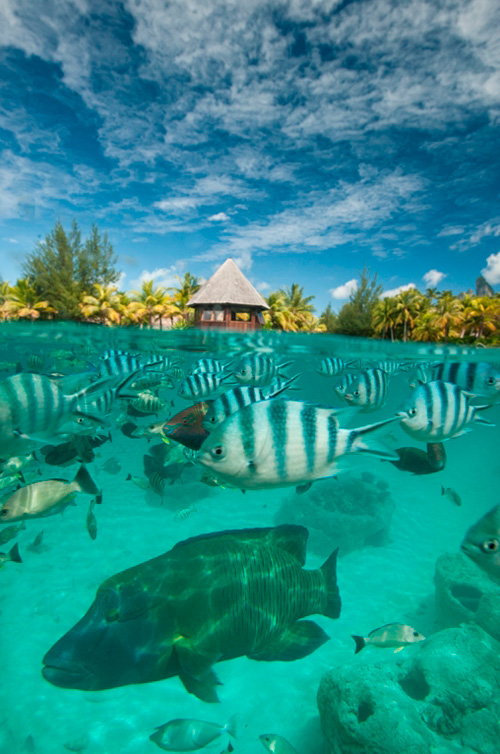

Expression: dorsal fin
xmin=172 ymin=525 xmax=308 ymax=564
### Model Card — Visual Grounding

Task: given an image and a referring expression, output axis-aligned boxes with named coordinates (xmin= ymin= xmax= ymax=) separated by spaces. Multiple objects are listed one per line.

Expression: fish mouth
xmin=396 ymin=411 xmax=408 ymax=418
xmin=42 ymin=662 xmax=93 ymax=689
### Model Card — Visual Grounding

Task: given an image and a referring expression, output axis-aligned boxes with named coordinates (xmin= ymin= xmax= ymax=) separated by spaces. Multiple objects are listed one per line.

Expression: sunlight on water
xmin=1 ymin=322 xmax=500 ymax=754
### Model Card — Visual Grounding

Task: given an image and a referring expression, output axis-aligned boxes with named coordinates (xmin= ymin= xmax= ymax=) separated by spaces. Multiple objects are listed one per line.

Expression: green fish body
xmin=42 ymin=525 xmax=340 ymax=701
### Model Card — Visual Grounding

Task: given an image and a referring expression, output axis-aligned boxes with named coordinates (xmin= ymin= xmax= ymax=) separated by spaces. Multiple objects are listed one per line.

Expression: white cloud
xmin=423 ymin=269 xmax=446 ymax=287
xmin=330 ymin=279 xmax=358 ymax=300
xmin=256 ymin=280 xmax=271 ymax=292
xmin=381 ymin=282 xmax=416 ymax=298
xmin=482 ymin=252 xmax=500 ymax=285
xmin=128 ymin=266 xmax=179 ymax=291
xmin=208 ymin=212 xmax=229 ymax=222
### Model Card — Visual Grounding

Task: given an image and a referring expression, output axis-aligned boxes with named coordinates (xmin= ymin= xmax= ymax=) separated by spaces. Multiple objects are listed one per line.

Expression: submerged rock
xmin=275 ymin=473 xmax=395 ymax=558
xmin=318 ymin=624 xmax=500 ymax=754
xmin=434 ymin=551 xmax=500 ymax=642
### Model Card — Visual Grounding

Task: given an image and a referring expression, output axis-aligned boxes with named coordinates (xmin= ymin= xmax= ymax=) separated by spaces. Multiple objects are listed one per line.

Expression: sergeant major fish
xmin=233 ymin=355 xmax=292 ymax=387
xmin=42 ymin=525 xmax=340 ymax=702
xmin=178 ymin=373 xmax=233 ymax=400
xmin=0 ymin=465 xmax=99 ymax=522
xmin=351 ymin=623 xmax=425 ymax=653
xmin=397 ymin=381 xmax=494 ymax=442
xmin=150 ymin=717 xmax=236 ymax=752
xmin=197 ymin=399 xmax=399 ymax=490
xmin=343 ymin=368 xmax=390 ymax=412
xmin=317 ymin=357 xmax=355 ymax=377
xmin=461 ymin=504 xmax=500 ymax=580
xmin=203 ymin=376 xmax=300 ymax=431
xmin=432 ymin=362 xmax=500 ymax=403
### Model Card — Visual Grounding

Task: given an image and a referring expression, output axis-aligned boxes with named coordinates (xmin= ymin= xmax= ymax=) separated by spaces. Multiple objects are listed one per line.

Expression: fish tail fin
xmin=277 ymin=360 xmax=294 ymax=371
xmin=9 ymin=542 xmax=22 ymax=563
xmin=320 ymin=547 xmax=341 ymax=618
xmin=224 ymin=714 xmax=238 ymax=739
xmin=352 ymin=635 xmax=366 ymax=654
xmin=73 ymin=465 xmax=100 ymax=496
xmin=268 ymin=373 xmax=302 ymax=398
xmin=351 ymin=416 xmax=400 ymax=460
xmin=474 ymin=405 xmax=495 ymax=426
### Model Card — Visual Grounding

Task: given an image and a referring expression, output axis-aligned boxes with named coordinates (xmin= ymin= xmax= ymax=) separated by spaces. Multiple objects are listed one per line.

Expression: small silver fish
xmin=0 ymin=520 xmax=26 ymax=546
xmin=441 ymin=486 xmax=462 ymax=506
xmin=351 ymin=623 xmax=425 ymax=653
xmin=174 ymin=505 xmax=197 ymax=521
xmin=259 ymin=733 xmax=298 ymax=754
xmin=101 ymin=457 xmax=122 ymax=475
xmin=150 ymin=717 xmax=236 ymax=752
xmin=461 ymin=504 xmax=500 ymax=579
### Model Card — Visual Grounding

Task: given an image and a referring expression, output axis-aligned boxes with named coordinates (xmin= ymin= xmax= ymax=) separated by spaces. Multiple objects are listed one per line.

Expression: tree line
xmin=1 ymin=221 xmax=499 ymax=342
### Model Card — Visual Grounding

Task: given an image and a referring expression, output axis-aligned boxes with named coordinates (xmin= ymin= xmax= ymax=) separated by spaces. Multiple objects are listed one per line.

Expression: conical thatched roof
xmin=187 ymin=258 xmax=269 ymax=309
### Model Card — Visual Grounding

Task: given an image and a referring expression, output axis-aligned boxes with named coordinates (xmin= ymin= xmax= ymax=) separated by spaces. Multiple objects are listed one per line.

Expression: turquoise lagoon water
xmin=0 ymin=322 xmax=499 ymax=754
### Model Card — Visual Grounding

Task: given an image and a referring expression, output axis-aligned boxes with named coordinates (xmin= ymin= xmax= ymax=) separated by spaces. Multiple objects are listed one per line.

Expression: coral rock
xmin=318 ymin=624 xmax=500 ymax=754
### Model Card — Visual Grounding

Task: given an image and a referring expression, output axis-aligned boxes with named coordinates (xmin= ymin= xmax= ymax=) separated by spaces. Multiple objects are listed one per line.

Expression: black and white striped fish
xmin=178 ymin=372 xmax=234 ymax=400
xmin=202 ymin=375 xmax=300 ymax=430
xmin=197 ymin=399 xmax=399 ymax=489
xmin=343 ymin=368 xmax=390 ymax=412
xmin=317 ymin=357 xmax=355 ymax=377
xmin=188 ymin=358 xmax=233 ymax=375
xmin=374 ymin=360 xmax=413 ymax=376
xmin=99 ymin=353 xmax=164 ymax=378
xmin=431 ymin=362 xmax=500 ymax=403
xmin=397 ymin=380 xmax=495 ymax=442
xmin=233 ymin=355 xmax=292 ymax=387
xmin=0 ymin=373 xmax=112 ymax=457
xmin=334 ymin=373 xmax=358 ymax=403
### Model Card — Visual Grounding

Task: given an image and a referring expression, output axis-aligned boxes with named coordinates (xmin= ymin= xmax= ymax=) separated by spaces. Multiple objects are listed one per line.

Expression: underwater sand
xmin=0 ymin=324 xmax=499 ymax=754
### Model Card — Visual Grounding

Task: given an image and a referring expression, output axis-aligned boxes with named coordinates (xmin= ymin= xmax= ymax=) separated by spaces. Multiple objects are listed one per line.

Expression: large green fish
xmin=42 ymin=526 xmax=340 ymax=702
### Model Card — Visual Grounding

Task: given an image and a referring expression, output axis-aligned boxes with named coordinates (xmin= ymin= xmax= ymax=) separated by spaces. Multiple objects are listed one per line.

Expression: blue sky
xmin=1 ymin=0 xmax=500 ymax=313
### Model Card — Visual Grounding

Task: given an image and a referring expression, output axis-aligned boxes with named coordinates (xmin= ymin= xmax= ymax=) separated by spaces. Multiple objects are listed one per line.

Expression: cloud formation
xmin=423 ymin=269 xmax=446 ymax=287
xmin=330 ymin=279 xmax=358 ymax=300
xmin=482 ymin=252 xmax=500 ymax=285
xmin=381 ymin=283 xmax=416 ymax=298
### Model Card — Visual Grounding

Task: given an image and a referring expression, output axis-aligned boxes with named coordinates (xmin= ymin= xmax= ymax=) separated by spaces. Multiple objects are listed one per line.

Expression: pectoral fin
xmin=248 ymin=620 xmax=329 ymax=662
xmin=174 ymin=635 xmax=221 ymax=680
xmin=178 ymin=668 xmax=222 ymax=703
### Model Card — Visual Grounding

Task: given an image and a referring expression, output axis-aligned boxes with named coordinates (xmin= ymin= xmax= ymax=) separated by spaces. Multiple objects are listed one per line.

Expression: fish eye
xmin=486 ymin=377 xmax=496 ymax=386
xmin=0 ymin=508 xmax=8 ymax=516
xmin=353 ymin=391 xmax=360 ymax=397
xmin=481 ymin=539 xmax=499 ymax=552
xmin=413 ymin=631 xmax=419 ymax=637
xmin=408 ymin=407 xmax=417 ymax=416
xmin=211 ymin=446 xmax=225 ymax=459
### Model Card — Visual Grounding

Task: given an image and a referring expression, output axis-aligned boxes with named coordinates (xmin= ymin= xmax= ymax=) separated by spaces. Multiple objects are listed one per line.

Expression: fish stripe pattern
xmin=269 ymin=400 xmax=288 ymax=480
xmin=301 ymin=403 xmax=317 ymax=473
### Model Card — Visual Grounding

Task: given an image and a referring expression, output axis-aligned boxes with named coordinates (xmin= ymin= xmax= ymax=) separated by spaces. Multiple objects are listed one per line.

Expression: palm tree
xmin=372 ymin=297 xmax=398 ymax=341
xmin=462 ymin=297 xmax=499 ymax=340
xmin=79 ymin=284 xmax=123 ymax=326
xmin=279 ymin=283 xmax=315 ymax=330
xmin=168 ymin=272 xmax=200 ymax=321
xmin=4 ymin=278 xmax=57 ymax=321
xmin=412 ymin=311 xmax=442 ymax=342
xmin=264 ymin=291 xmax=296 ymax=331
xmin=394 ymin=289 xmax=422 ymax=342
xmin=435 ymin=292 xmax=463 ymax=343
xmin=129 ymin=280 xmax=178 ymax=329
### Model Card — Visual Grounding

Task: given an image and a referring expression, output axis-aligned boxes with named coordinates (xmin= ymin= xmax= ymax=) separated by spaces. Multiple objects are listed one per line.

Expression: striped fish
xmin=408 ymin=362 xmax=435 ymax=388
xmin=397 ymin=380 xmax=495 ymax=442
xmin=203 ymin=375 xmax=301 ymax=430
xmin=188 ymin=358 xmax=233 ymax=375
xmin=178 ymin=372 xmax=234 ymax=400
xmin=374 ymin=360 xmax=413 ymax=376
xmin=317 ymin=357 xmax=355 ymax=377
xmin=0 ymin=374 xmax=112 ymax=457
xmin=431 ymin=362 xmax=500 ymax=403
xmin=233 ymin=355 xmax=292 ymax=387
xmin=343 ymin=368 xmax=390 ymax=412
xmin=99 ymin=353 xmax=164 ymax=378
xmin=333 ymin=373 xmax=358 ymax=403
xmin=196 ymin=399 xmax=399 ymax=490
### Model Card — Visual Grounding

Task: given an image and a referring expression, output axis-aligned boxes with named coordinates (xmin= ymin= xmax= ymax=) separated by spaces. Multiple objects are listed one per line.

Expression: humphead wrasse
xmin=42 ymin=525 xmax=340 ymax=702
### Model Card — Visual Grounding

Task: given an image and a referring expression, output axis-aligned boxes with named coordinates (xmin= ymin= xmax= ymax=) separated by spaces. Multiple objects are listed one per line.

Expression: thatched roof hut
xmin=188 ymin=258 xmax=269 ymax=330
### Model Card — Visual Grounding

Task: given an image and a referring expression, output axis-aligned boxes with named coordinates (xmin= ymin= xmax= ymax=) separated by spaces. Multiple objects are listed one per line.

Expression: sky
xmin=1 ymin=0 xmax=500 ymax=313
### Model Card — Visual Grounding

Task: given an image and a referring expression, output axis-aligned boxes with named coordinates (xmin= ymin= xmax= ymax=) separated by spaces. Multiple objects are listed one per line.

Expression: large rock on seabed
xmin=317 ymin=624 xmax=500 ymax=754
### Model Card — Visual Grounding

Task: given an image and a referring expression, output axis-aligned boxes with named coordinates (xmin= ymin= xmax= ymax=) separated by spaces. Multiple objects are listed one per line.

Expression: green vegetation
xmin=2 ymin=220 xmax=499 ymax=341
